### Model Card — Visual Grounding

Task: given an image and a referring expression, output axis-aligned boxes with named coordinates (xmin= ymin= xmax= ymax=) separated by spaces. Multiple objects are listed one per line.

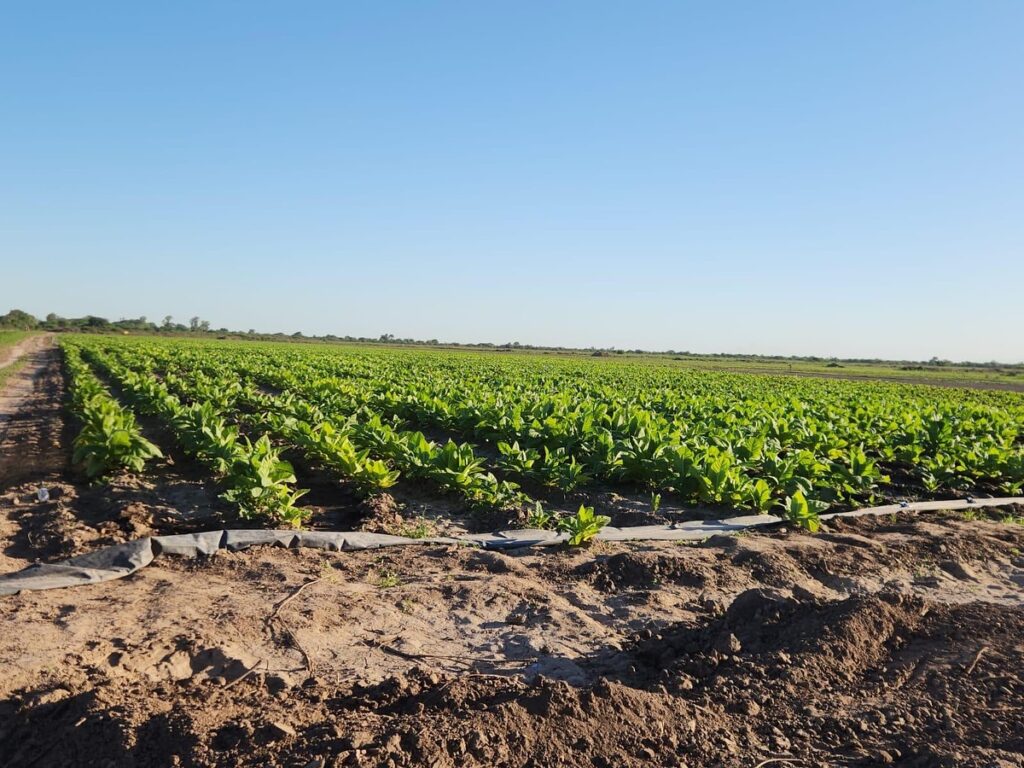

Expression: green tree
xmin=0 ymin=309 xmax=39 ymax=329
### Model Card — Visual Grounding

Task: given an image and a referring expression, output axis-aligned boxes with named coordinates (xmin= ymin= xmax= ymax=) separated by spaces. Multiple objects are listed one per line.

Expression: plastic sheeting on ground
xmin=1 ymin=496 xmax=1021 ymax=595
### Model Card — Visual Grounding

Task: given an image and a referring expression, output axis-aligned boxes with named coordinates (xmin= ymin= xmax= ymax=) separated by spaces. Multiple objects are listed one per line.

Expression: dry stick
xmin=288 ymin=629 xmax=316 ymax=677
xmin=457 ymin=671 xmax=517 ymax=681
xmin=365 ymin=639 xmax=534 ymax=667
xmin=265 ymin=577 xmax=324 ymax=677
xmin=753 ymin=760 xmax=803 ymax=768
xmin=223 ymin=658 xmax=268 ymax=690
xmin=271 ymin=576 xmax=323 ymax=619
xmin=378 ymin=642 xmax=529 ymax=666
xmin=549 ymin=636 xmax=591 ymax=658
xmin=433 ymin=670 xmax=519 ymax=698
xmin=966 ymin=646 xmax=988 ymax=675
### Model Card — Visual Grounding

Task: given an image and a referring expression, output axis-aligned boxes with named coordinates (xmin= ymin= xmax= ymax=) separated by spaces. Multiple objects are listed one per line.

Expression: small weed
xmin=399 ymin=516 xmax=436 ymax=539
xmin=398 ymin=597 xmax=417 ymax=614
xmin=585 ymin=539 xmax=612 ymax=555
xmin=376 ymin=569 xmax=401 ymax=589
xmin=650 ymin=493 xmax=661 ymax=514
xmin=676 ymin=537 xmax=707 ymax=547
xmin=318 ymin=559 xmax=341 ymax=583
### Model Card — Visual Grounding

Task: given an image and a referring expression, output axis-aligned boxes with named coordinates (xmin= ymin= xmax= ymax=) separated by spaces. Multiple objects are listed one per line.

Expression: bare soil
xmin=698 ymin=365 xmax=1024 ymax=393
xmin=0 ymin=336 xmax=66 ymax=489
xmin=0 ymin=334 xmax=52 ymax=372
xmin=1 ymin=342 xmax=1023 ymax=767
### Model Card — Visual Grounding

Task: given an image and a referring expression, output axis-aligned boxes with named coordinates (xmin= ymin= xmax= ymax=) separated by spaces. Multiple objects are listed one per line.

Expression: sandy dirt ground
xmin=1 ymin=342 xmax=1023 ymax=767
xmin=0 ymin=335 xmax=65 ymax=491
xmin=0 ymin=334 xmax=53 ymax=371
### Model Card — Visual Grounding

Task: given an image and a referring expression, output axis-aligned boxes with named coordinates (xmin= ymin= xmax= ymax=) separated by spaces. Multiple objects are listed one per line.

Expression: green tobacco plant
xmin=746 ymin=479 xmax=773 ymax=512
xmin=526 ymin=501 xmax=556 ymax=530
xmin=64 ymin=345 xmax=162 ymax=480
xmin=222 ymin=435 xmax=309 ymax=527
xmin=497 ymin=440 xmax=541 ymax=478
xmin=173 ymin=402 xmax=240 ymax=473
xmin=270 ymin=415 xmax=400 ymax=495
xmin=780 ymin=491 xmax=829 ymax=533
xmin=72 ymin=396 xmax=162 ymax=479
xmin=558 ymin=504 xmax=611 ymax=546
xmin=547 ymin=451 xmax=590 ymax=491
xmin=64 ymin=333 xmax=1024 ymax=527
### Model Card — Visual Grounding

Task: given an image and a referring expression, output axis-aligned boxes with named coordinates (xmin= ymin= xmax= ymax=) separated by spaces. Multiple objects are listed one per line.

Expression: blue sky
xmin=1 ymin=2 xmax=1021 ymax=362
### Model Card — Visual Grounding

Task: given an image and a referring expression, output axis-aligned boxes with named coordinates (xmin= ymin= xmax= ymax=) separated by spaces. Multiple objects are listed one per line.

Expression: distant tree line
xmin=0 ymin=308 xmax=1020 ymax=369
xmin=0 ymin=309 xmax=227 ymax=335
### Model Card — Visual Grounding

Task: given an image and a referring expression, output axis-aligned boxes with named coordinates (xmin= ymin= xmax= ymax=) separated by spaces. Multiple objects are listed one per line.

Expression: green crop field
xmin=661 ymin=355 xmax=1024 ymax=390
xmin=61 ymin=335 xmax=1024 ymax=531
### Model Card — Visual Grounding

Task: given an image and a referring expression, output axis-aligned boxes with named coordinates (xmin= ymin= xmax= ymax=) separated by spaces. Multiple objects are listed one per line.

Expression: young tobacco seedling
xmin=780 ymin=491 xmax=828 ymax=533
xmin=558 ymin=504 xmax=611 ymax=546
xmin=526 ymin=501 xmax=557 ymax=530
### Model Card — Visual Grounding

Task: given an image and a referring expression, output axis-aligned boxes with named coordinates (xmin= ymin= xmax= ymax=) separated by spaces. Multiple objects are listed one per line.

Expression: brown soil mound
xmin=2 ymin=587 xmax=1022 ymax=768
xmin=1 ymin=514 xmax=1023 ymax=768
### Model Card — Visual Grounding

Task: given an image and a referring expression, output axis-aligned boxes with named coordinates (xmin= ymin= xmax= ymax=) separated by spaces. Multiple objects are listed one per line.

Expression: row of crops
xmin=60 ymin=336 xmax=1024 ymax=530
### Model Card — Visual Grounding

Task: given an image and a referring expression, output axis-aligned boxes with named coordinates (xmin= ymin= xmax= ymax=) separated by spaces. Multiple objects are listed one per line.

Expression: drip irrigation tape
xmin=1 ymin=496 xmax=1021 ymax=595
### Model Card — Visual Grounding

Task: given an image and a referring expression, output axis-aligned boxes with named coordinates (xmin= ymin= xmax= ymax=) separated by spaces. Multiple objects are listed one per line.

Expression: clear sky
xmin=1 ymin=2 xmax=1021 ymax=362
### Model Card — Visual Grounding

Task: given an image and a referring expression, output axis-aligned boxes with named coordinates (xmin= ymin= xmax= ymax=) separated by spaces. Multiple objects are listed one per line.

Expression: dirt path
xmin=0 ymin=336 xmax=223 ymax=573
xmin=0 ymin=336 xmax=71 ymax=572
xmin=0 ymin=333 xmax=53 ymax=371
xmin=0 ymin=335 xmax=66 ymax=489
